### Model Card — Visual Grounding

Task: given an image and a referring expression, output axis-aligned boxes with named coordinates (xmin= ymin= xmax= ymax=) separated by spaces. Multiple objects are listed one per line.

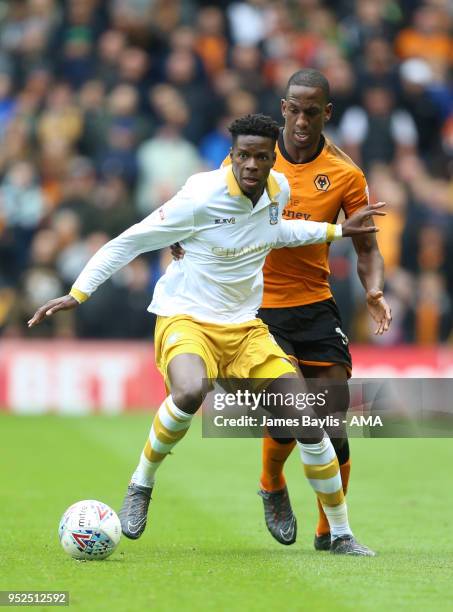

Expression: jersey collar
xmin=225 ymin=166 xmax=280 ymax=201
xmin=278 ymin=129 xmax=325 ymax=164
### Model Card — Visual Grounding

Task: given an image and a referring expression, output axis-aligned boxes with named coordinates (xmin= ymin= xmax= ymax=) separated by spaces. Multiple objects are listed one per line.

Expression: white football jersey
xmin=72 ymin=166 xmax=340 ymax=324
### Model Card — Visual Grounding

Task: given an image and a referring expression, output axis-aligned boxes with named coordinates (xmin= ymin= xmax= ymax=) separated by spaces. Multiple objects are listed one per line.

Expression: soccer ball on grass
xmin=58 ymin=500 xmax=121 ymax=560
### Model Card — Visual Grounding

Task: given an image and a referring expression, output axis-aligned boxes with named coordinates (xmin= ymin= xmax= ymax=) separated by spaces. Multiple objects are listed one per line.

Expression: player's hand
xmin=27 ymin=294 xmax=79 ymax=328
xmin=341 ymin=202 xmax=386 ymax=237
xmin=170 ymin=242 xmax=185 ymax=260
xmin=366 ymin=289 xmax=392 ymax=335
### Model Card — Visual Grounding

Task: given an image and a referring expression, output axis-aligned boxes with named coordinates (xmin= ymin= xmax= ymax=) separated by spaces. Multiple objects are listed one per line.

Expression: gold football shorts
xmin=154 ymin=314 xmax=296 ymax=386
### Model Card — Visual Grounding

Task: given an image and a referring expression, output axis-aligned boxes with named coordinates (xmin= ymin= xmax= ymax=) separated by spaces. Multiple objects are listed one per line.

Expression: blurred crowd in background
xmin=0 ymin=0 xmax=451 ymax=344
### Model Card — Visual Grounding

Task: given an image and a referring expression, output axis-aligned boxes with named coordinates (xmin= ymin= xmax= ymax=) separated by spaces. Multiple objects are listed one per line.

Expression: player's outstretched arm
xmin=277 ymin=202 xmax=386 ymax=247
xmin=28 ymin=179 xmax=198 ymax=328
xmin=347 ymin=201 xmax=392 ymax=334
xmin=28 ymin=295 xmax=79 ymax=328
xmin=340 ymin=202 xmax=386 ymax=237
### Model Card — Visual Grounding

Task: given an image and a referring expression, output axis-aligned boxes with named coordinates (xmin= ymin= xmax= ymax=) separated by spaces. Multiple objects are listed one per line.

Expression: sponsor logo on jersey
xmin=282 ymin=209 xmax=311 ymax=220
xmin=314 ymin=174 xmax=331 ymax=191
xmin=158 ymin=207 xmax=165 ymax=220
xmin=214 ymin=217 xmax=236 ymax=224
xmin=269 ymin=202 xmax=279 ymax=225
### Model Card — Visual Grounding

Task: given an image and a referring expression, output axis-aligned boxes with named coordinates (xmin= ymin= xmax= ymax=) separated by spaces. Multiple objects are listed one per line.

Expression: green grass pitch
xmin=1 ymin=414 xmax=453 ymax=611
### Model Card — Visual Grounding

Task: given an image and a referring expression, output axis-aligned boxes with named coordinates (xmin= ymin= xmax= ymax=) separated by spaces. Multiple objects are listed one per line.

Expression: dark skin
xmin=229 ymin=134 xmax=276 ymax=205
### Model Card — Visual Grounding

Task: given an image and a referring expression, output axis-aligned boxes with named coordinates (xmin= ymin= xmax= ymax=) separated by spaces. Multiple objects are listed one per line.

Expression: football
xmin=58 ymin=500 xmax=121 ymax=560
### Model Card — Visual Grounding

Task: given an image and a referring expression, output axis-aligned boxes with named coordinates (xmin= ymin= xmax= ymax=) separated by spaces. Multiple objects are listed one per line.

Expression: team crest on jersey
xmin=269 ymin=202 xmax=279 ymax=225
xmin=314 ymin=174 xmax=331 ymax=192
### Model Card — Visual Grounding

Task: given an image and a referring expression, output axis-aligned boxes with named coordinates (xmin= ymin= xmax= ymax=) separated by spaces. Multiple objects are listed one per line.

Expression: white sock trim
xmin=323 ymin=502 xmax=353 ymax=539
xmin=297 ymin=437 xmax=336 ymax=465
xmin=167 ymin=395 xmax=194 ymax=421
xmin=131 ymin=452 xmax=156 ymax=488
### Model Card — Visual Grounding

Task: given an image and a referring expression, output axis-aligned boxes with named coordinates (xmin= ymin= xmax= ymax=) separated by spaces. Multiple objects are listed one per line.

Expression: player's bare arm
xmin=351 ymin=216 xmax=392 ymax=335
xmin=339 ymin=202 xmax=385 ymax=237
xmin=27 ymin=295 xmax=79 ymax=328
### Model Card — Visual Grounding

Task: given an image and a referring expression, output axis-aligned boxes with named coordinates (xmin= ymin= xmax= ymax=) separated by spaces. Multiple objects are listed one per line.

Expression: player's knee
xmin=171 ymin=382 xmax=205 ymax=414
xmin=332 ymin=437 xmax=350 ymax=464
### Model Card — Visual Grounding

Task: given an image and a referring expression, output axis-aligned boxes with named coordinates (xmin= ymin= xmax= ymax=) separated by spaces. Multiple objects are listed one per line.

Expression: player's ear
xmin=281 ymin=98 xmax=287 ymax=118
xmin=229 ymin=147 xmax=233 ymax=160
xmin=325 ymin=102 xmax=333 ymax=122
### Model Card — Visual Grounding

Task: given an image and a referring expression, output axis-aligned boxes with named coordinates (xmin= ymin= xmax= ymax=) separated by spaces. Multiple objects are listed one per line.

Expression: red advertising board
xmin=0 ymin=341 xmax=452 ymax=414
xmin=0 ymin=340 xmax=165 ymax=414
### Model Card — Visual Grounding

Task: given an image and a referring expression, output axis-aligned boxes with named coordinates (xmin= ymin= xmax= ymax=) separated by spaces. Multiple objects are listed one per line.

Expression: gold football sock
xmin=131 ymin=396 xmax=193 ymax=487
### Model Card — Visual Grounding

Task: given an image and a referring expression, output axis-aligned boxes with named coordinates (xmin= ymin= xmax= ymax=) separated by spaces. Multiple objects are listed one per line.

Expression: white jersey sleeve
xmin=72 ymin=180 xmax=197 ymax=298
xmin=275 ymin=219 xmax=342 ymax=248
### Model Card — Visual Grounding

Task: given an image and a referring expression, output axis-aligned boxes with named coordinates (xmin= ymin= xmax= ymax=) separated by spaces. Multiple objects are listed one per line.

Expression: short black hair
xmin=228 ymin=114 xmax=280 ymax=145
xmin=285 ymin=68 xmax=330 ymax=101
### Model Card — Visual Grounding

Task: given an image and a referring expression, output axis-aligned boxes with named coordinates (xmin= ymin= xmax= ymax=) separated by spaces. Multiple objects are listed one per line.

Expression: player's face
xmin=230 ymin=135 xmax=276 ymax=201
xmin=281 ymin=85 xmax=332 ymax=150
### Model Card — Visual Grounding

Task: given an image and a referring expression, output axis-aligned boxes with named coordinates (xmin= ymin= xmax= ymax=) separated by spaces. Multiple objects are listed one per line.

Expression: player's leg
xmin=256 ymin=315 xmax=298 ymax=494
xmin=119 ymin=353 xmax=208 ymax=539
xmin=302 ymin=364 xmax=351 ymax=551
xmin=119 ymin=315 xmax=215 ymax=539
xmin=263 ymin=373 xmax=374 ymax=556
xmin=255 ymin=311 xmax=300 ymax=542
xmin=229 ymin=320 xmax=300 ymax=544
xmin=129 ymin=353 xmax=208 ymax=489
xmin=259 ymin=300 xmax=353 ymax=550
xmin=257 ymin=308 xmax=301 ymax=497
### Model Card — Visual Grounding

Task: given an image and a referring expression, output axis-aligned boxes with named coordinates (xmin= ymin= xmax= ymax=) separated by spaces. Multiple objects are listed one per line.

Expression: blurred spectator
xmin=37 ymin=82 xmax=83 ymax=150
xmin=95 ymin=29 xmax=127 ymax=90
xmin=227 ymin=1 xmax=269 ymax=46
xmin=195 ymin=7 xmax=228 ymax=77
xmin=394 ymin=4 xmax=452 ymax=66
xmin=57 ymin=156 xmax=103 ymax=236
xmin=136 ymin=117 xmax=203 ymax=214
xmin=339 ymin=85 xmax=418 ymax=170
xmin=8 ymin=228 xmax=73 ymax=337
xmin=230 ymin=44 xmax=266 ymax=96
xmin=199 ymin=116 xmax=231 ymax=169
xmin=57 ymin=25 xmax=95 ymax=89
xmin=0 ymin=72 xmax=16 ymax=133
xmin=340 ymin=0 xmax=399 ymax=56
xmin=0 ymin=161 xmax=44 ymax=282
xmin=0 ymin=0 xmax=451 ymax=344
xmin=398 ymin=58 xmax=448 ymax=164
xmin=117 ymin=46 xmax=152 ymax=108
xmin=163 ymin=48 xmax=212 ymax=143
xmin=356 ymin=36 xmax=399 ymax=90
xmin=78 ymin=79 xmax=108 ymax=157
